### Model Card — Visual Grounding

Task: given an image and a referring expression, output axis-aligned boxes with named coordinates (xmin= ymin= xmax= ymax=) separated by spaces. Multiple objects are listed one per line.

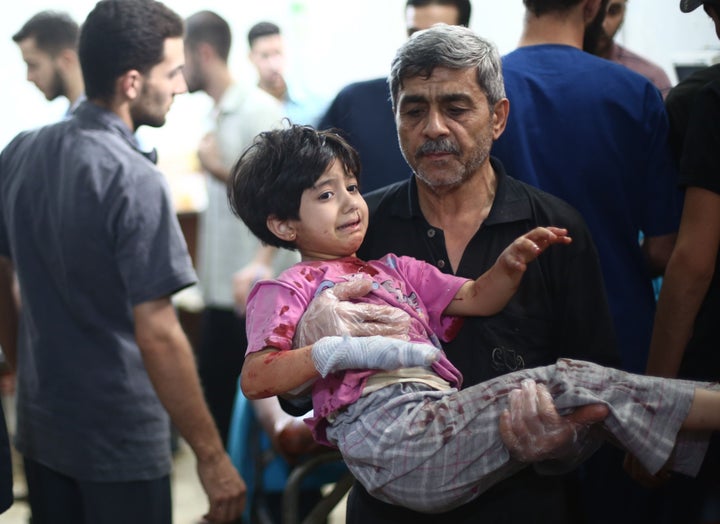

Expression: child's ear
xmin=267 ymin=215 xmax=297 ymax=242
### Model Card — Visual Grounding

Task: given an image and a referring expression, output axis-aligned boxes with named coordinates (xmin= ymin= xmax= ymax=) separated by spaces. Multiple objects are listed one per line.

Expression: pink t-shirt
xmin=245 ymin=254 xmax=468 ymax=444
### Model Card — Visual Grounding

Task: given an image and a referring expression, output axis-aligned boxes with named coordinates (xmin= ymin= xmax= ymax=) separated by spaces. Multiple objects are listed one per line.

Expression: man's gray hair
xmin=388 ymin=24 xmax=505 ymax=109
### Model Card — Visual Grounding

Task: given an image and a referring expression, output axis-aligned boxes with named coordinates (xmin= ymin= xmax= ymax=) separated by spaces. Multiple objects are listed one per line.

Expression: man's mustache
xmin=417 ymin=139 xmax=460 ymax=156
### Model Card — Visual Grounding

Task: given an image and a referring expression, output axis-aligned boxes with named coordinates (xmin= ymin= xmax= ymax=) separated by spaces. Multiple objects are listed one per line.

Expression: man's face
xmin=17 ymin=37 xmax=65 ymax=101
xmin=405 ymin=4 xmax=461 ymax=36
xmin=603 ymin=0 xmax=627 ymax=40
xmin=248 ymin=34 xmax=285 ymax=90
xmin=395 ymin=66 xmax=499 ymax=191
xmin=583 ymin=0 xmax=609 ymax=54
xmin=182 ymin=43 xmax=205 ymax=94
xmin=130 ymin=37 xmax=187 ymax=129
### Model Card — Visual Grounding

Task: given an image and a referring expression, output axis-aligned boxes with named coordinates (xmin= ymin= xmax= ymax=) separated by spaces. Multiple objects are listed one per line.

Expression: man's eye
xmin=403 ymin=108 xmax=424 ymax=118
xmin=447 ymin=106 xmax=468 ymax=116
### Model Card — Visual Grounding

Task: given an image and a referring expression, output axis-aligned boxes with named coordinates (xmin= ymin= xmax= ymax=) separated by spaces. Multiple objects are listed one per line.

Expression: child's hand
xmin=498 ymin=227 xmax=571 ymax=273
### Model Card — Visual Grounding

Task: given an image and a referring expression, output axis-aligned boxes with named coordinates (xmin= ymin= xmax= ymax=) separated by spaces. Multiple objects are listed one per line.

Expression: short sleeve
xmin=111 ymin=167 xmax=196 ymax=305
xmin=245 ymin=279 xmax=309 ymax=355
xmin=679 ymin=81 xmax=720 ymax=195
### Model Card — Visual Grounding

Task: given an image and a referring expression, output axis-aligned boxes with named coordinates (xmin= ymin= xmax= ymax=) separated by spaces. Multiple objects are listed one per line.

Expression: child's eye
xmin=319 ymin=191 xmax=334 ymax=200
xmin=347 ymin=184 xmax=359 ymax=193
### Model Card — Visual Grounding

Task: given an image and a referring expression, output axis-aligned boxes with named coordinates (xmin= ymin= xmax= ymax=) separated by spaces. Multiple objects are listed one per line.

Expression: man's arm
xmin=232 ymin=245 xmax=278 ymax=315
xmin=641 ymin=232 xmax=677 ymax=278
xmin=0 ymin=257 xmax=18 ymax=370
xmin=133 ymin=297 xmax=245 ymax=523
xmin=197 ymin=132 xmax=230 ymax=183
xmin=646 ymin=187 xmax=720 ymax=377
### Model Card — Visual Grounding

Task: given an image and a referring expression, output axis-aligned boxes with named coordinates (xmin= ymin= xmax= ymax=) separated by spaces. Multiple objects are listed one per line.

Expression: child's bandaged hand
xmin=294 ymin=279 xmax=412 ymax=347
xmin=311 ymin=335 xmax=440 ymax=378
xmin=499 ymin=379 xmax=608 ymax=462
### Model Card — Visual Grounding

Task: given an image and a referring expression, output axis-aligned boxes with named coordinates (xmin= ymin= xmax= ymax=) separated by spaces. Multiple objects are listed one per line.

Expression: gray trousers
xmin=325 ymin=358 xmax=714 ymax=513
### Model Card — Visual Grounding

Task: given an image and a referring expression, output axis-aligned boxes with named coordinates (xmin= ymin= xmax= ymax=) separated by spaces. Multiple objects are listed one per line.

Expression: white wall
xmin=2 ymin=0 xmax=718 ymax=155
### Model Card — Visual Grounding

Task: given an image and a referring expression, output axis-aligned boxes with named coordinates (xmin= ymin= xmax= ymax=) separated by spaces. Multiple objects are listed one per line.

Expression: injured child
xmin=230 ymin=124 xmax=720 ymax=513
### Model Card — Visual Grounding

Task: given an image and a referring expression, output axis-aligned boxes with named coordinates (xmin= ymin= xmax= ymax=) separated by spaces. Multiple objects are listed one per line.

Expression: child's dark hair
xmin=227 ymin=124 xmax=361 ymax=250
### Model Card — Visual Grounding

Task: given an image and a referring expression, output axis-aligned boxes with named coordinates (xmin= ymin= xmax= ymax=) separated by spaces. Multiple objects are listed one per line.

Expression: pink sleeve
xmin=244 ymin=280 xmax=310 ymax=355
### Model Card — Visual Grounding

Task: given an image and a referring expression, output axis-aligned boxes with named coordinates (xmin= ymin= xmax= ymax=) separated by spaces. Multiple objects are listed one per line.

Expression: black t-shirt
xmin=666 ymin=64 xmax=720 ymax=165
xmin=676 ymin=80 xmax=720 ymax=381
xmin=350 ymin=158 xmax=619 ymax=523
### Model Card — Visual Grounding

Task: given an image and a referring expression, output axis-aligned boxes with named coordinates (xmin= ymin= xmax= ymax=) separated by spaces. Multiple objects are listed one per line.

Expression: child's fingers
xmin=525 ymin=227 xmax=572 ymax=250
xmin=330 ymin=278 xmax=374 ymax=300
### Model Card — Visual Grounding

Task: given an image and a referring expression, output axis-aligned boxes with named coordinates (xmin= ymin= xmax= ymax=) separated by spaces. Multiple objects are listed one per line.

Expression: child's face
xmin=289 ymin=160 xmax=368 ymax=261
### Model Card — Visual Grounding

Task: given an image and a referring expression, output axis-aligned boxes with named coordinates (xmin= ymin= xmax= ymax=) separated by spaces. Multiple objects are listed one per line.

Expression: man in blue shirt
xmin=490 ymin=1 xmax=681 ymax=522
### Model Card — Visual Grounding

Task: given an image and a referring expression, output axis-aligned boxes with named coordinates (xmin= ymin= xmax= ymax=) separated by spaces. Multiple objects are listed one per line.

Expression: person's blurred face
xmin=603 ymin=0 xmax=627 ymax=40
xmin=396 ymin=66 xmax=500 ymax=191
xmin=130 ymin=37 xmax=187 ymax=129
xmin=249 ymin=34 xmax=286 ymax=90
xmin=405 ymin=4 xmax=461 ymax=36
xmin=17 ymin=37 xmax=65 ymax=101
xmin=182 ymin=43 xmax=205 ymax=94
xmin=583 ymin=0 xmax=609 ymax=54
xmin=704 ymin=3 xmax=720 ymax=40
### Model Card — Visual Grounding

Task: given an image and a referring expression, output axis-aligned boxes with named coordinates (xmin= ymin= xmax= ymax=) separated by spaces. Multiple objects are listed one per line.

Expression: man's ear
xmin=118 ymin=70 xmax=142 ymax=100
xmin=267 ymin=215 xmax=296 ymax=242
xmin=491 ymin=98 xmax=510 ymax=140
xmin=55 ymin=48 xmax=78 ymax=71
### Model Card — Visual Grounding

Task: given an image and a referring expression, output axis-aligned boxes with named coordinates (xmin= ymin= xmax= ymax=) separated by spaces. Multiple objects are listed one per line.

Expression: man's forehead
xmin=399 ymin=67 xmax=482 ymax=97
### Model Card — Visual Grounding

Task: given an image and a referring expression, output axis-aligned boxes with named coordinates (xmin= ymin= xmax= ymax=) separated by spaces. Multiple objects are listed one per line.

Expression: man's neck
xmin=65 ymin=75 xmax=85 ymax=108
xmin=260 ymin=78 xmax=287 ymax=102
xmin=205 ymin=65 xmax=234 ymax=105
xmin=416 ymin=161 xmax=498 ymax=273
xmin=518 ymin=9 xmax=586 ymax=49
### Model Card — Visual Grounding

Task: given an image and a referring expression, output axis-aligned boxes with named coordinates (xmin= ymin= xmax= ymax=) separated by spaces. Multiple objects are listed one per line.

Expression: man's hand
xmin=197 ymin=132 xmax=229 ymax=182
xmin=233 ymin=263 xmax=273 ymax=316
xmin=197 ymin=452 xmax=247 ymax=523
xmin=294 ymin=279 xmax=412 ymax=346
xmin=499 ymin=379 xmax=608 ymax=462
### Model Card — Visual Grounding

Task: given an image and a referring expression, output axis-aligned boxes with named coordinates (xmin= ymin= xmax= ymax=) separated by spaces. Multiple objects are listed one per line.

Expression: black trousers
xmin=197 ymin=307 xmax=247 ymax=446
xmin=24 ymin=457 xmax=171 ymax=524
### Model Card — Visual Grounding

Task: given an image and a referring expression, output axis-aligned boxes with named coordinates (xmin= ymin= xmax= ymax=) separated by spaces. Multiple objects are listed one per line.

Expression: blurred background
xmin=1 ymin=0 xmax=718 ymax=157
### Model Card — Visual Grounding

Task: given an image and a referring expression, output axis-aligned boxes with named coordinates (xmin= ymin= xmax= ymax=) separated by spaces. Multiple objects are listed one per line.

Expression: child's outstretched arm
xmin=446 ymin=227 xmax=571 ymax=317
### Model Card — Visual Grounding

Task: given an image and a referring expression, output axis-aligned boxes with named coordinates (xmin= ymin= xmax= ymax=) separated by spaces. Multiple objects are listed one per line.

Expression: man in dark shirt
xmin=346 ymin=24 xmax=619 ymax=524
xmin=0 ymin=1 xmax=245 ymax=522
xmin=638 ymin=1 xmax=720 ymax=521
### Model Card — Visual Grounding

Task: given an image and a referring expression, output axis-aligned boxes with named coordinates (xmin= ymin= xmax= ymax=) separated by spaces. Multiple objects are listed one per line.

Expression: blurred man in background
xmin=13 ymin=10 xmax=85 ymax=114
